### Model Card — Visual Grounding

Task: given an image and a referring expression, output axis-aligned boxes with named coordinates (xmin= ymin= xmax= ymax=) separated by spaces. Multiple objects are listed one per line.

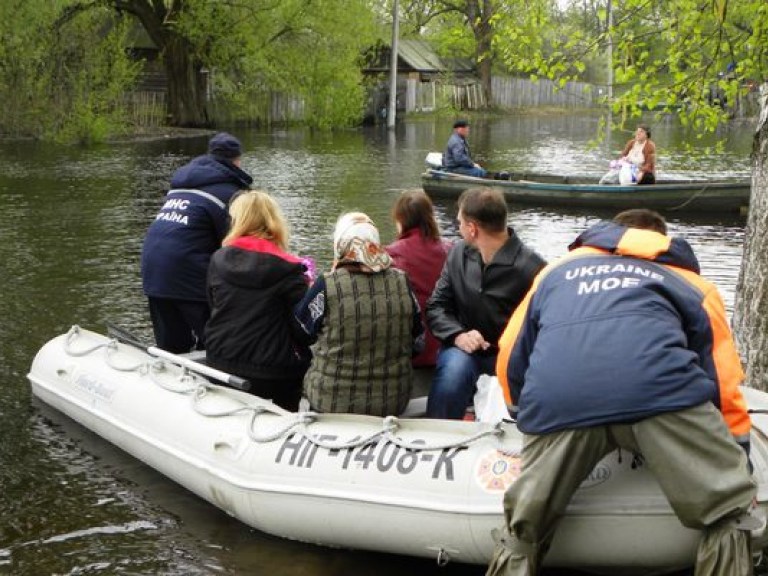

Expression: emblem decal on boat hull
xmin=475 ymin=450 xmax=522 ymax=493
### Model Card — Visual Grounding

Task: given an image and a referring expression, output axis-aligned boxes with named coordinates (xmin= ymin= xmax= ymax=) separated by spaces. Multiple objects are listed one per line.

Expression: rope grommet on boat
xmin=436 ymin=548 xmax=450 ymax=566
xmin=382 ymin=415 xmax=399 ymax=435
xmin=65 ymin=325 xmax=115 ymax=357
xmin=297 ymin=412 xmax=318 ymax=426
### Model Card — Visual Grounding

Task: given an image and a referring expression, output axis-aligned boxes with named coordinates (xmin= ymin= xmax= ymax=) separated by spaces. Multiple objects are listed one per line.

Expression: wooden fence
xmin=125 ymin=75 xmax=597 ymax=128
xmin=123 ymin=91 xmax=167 ymax=127
xmin=124 ymin=90 xmax=306 ymax=128
xmin=207 ymin=92 xmax=305 ymax=125
xmin=404 ymin=76 xmax=596 ymax=112
xmin=491 ymin=76 xmax=596 ymax=108
xmin=405 ymin=81 xmax=487 ymax=112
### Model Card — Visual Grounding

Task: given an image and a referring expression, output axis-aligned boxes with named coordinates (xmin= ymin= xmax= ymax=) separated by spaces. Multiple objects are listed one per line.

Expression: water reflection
xmin=0 ymin=114 xmax=752 ymax=575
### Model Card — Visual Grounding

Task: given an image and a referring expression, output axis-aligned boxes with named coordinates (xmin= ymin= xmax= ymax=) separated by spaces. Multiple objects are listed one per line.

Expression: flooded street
xmin=0 ymin=114 xmax=754 ymax=575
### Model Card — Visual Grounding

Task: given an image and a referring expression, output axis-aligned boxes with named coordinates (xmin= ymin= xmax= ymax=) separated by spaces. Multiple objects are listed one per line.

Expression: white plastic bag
xmin=599 ymin=169 xmax=620 ymax=185
xmin=618 ymin=163 xmax=638 ymax=185
xmin=473 ymin=375 xmax=510 ymax=424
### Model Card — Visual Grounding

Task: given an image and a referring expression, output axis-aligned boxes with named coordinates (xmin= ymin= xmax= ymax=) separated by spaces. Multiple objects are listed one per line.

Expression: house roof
xmin=363 ymin=39 xmax=475 ymax=74
xmin=398 ymin=40 xmax=475 ymax=73
xmin=398 ymin=40 xmax=444 ymax=71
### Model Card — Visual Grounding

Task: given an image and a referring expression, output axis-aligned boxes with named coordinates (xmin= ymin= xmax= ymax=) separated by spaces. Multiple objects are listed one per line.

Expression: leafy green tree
xmin=0 ymin=0 xmax=54 ymax=136
xmin=375 ymin=1 xmax=499 ymax=104
xmin=390 ymin=0 xmax=560 ymax=106
xmin=49 ymin=10 xmax=140 ymax=142
xmin=57 ymin=0 xmax=378 ymax=129
xmin=401 ymin=5 xmax=476 ymax=70
xmin=1 ymin=0 xmax=378 ymax=135
xmin=415 ymin=1 xmax=501 ymax=104
xmin=208 ymin=0 xmax=378 ymax=129
xmin=0 ymin=0 xmax=137 ymax=141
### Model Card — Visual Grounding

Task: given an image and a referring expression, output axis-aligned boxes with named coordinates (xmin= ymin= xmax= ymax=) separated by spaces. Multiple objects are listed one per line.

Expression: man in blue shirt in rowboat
xmin=443 ymin=119 xmax=488 ymax=178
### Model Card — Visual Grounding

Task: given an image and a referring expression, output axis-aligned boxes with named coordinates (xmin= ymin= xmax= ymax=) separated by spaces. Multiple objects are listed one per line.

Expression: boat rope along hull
xmin=27 ymin=328 xmax=768 ymax=571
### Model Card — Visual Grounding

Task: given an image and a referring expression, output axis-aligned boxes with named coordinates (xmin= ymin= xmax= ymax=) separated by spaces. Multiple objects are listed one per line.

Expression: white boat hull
xmin=28 ymin=328 xmax=768 ymax=573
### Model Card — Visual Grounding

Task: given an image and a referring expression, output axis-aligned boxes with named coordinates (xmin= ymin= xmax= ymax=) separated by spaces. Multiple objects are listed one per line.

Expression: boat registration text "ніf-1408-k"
xmin=275 ymin=434 xmax=469 ymax=481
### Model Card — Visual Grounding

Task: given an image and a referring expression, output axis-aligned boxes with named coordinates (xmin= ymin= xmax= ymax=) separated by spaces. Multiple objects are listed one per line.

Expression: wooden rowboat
xmin=421 ymin=169 xmax=751 ymax=214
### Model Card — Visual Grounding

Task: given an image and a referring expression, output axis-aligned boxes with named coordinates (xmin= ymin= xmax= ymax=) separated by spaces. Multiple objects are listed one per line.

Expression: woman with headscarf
xmin=294 ymin=212 xmax=424 ymax=416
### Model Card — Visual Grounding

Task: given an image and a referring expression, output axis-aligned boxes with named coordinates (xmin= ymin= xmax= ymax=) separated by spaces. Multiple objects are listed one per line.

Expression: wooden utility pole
xmin=387 ymin=0 xmax=399 ymax=129
xmin=607 ymin=0 xmax=613 ymax=103
xmin=605 ymin=0 xmax=614 ymax=150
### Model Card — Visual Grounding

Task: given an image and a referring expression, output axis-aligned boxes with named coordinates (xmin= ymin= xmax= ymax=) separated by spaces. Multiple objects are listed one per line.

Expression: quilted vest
xmin=304 ymin=268 xmax=414 ymax=416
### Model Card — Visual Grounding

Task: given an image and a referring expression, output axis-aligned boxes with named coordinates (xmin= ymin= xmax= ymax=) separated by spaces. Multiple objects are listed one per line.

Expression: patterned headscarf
xmin=332 ymin=212 xmax=392 ymax=273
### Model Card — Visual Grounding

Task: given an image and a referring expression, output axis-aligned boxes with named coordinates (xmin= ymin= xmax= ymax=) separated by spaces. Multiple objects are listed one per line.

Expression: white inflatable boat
xmin=28 ymin=326 xmax=768 ymax=574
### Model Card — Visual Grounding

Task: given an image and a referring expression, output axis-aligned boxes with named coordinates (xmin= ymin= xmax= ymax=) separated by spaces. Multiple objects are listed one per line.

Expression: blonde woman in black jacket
xmin=205 ymin=190 xmax=313 ymax=410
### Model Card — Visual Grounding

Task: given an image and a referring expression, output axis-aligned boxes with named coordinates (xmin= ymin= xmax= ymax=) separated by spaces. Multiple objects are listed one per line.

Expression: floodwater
xmin=0 ymin=113 xmax=755 ymax=575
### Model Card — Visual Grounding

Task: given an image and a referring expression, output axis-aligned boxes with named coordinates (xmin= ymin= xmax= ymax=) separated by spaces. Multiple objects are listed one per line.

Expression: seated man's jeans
xmin=426 ymin=346 xmax=497 ymax=419
xmin=448 ymin=165 xmax=488 ymax=178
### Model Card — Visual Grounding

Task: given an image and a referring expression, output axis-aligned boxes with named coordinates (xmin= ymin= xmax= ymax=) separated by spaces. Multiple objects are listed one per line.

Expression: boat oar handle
xmin=106 ymin=323 xmax=149 ymax=351
xmin=148 ymin=346 xmax=251 ymax=392
xmin=105 ymin=323 xmax=251 ymax=392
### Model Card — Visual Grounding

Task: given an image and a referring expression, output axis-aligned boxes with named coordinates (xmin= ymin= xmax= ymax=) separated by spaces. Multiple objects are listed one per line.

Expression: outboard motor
xmin=425 ymin=152 xmax=443 ymax=170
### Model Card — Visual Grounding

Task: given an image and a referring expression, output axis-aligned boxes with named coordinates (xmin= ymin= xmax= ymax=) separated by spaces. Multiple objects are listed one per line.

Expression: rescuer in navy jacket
xmin=498 ymin=214 xmax=750 ymax=442
xmin=487 ymin=209 xmax=755 ymax=576
xmin=141 ymin=133 xmax=253 ymax=353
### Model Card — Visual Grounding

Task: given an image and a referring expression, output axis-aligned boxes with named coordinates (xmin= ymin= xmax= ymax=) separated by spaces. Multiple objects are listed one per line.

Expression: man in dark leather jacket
xmin=425 ymin=187 xmax=545 ymax=419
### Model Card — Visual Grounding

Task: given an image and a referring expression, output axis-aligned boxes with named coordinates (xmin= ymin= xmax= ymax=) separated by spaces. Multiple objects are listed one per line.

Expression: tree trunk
xmin=733 ymin=82 xmax=768 ymax=391
xmin=476 ymin=37 xmax=493 ymax=107
xmin=466 ymin=0 xmax=494 ymax=108
xmin=114 ymin=0 xmax=209 ymax=128
xmin=163 ymin=35 xmax=210 ymax=127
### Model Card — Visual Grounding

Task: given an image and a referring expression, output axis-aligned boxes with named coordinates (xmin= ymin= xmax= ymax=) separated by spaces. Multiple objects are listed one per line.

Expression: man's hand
xmin=454 ymin=330 xmax=490 ymax=354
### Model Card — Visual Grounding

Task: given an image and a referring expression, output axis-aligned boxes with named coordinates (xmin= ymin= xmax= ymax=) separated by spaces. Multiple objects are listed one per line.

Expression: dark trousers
xmin=486 ymin=402 xmax=756 ymax=576
xmin=147 ymin=297 xmax=210 ymax=353
xmin=426 ymin=347 xmax=497 ymax=419
xmin=248 ymin=377 xmax=304 ymax=412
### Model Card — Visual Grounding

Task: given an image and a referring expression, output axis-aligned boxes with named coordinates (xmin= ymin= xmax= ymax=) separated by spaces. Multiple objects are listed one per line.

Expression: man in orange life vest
xmin=487 ymin=209 xmax=756 ymax=576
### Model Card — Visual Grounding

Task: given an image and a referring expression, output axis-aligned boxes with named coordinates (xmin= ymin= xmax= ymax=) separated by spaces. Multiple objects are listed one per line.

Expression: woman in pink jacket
xmin=386 ymin=189 xmax=452 ymax=367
